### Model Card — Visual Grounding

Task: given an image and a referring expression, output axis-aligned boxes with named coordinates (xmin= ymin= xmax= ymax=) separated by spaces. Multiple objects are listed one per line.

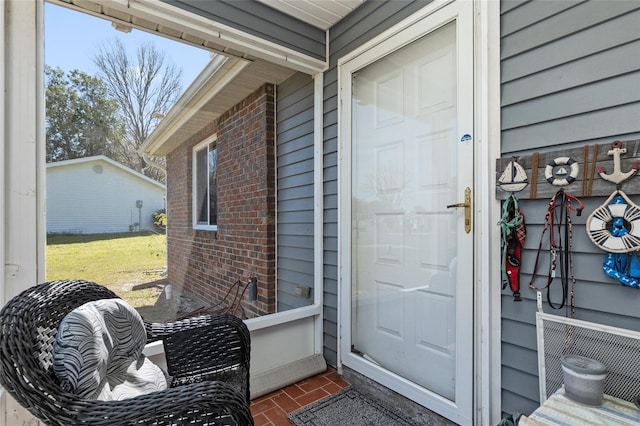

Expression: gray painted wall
xmin=276 ymin=73 xmax=316 ymax=311
xmin=162 ymin=0 xmax=325 ymax=60
xmin=500 ymin=0 xmax=640 ymax=416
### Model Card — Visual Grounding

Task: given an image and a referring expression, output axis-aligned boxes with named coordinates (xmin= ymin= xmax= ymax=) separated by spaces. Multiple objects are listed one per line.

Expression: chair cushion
xmin=53 ymin=298 xmax=167 ymax=400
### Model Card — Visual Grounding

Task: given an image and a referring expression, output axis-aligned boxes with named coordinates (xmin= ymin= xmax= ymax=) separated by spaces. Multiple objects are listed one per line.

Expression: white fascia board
xmin=141 ymin=55 xmax=250 ymax=156
xmin=100 ymin=0 xmax=327 ymax=74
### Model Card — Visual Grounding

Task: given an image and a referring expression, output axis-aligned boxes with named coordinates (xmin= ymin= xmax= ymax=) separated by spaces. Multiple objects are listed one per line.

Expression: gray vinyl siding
xmin=323 ymin=0 xmax=434 ymax=367
xmin=277 ymin=73 xmax=315 ymax=311
xmin=500 ymin=0 xmax=640 ymax=417
xmin=161 ymin=0 xmax=325 ymax=60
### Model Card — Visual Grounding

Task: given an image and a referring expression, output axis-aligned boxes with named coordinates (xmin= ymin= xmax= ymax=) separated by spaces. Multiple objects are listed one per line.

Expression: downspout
xmin=313 ymin=72 xmax=324 ymax=355
xmin=312 ymin=28 xmax=329 ymax=354
xmin=139 ymin=149 xmax=168 ymax=275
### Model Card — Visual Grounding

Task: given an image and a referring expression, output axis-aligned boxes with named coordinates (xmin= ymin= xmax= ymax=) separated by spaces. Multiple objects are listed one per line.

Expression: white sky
xmin=44 ymin=2 xmax=212 ymax=93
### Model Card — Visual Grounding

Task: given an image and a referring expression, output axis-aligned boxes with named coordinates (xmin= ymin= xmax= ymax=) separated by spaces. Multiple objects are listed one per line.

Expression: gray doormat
xmin=288 ymin=387 xmax=416 ymax=425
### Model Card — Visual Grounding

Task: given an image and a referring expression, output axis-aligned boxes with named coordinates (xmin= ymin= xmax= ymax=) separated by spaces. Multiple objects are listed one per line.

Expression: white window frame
xmin=192 ymin=134 xmax=218 ymax=231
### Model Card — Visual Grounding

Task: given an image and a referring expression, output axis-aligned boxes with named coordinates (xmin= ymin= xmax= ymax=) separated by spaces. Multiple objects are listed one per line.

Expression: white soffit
xmin=256 ymin=0 xmax=364 ymax=30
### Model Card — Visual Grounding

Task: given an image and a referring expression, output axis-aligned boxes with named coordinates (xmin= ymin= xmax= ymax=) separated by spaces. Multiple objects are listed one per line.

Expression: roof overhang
xmin=49 ymin=0 xmax=328 ymax=74
xmin=141 ymin=54 xmax=296 ymax=156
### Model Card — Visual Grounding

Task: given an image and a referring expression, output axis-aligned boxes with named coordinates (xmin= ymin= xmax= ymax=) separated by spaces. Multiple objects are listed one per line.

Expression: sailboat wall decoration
xmin=497 ymin=157 xmax=528 ymax=193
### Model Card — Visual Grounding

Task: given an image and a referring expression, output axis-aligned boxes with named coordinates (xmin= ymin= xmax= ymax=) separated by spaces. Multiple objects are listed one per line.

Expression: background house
xmin=47 ymin=156 xmax=165 ymax=234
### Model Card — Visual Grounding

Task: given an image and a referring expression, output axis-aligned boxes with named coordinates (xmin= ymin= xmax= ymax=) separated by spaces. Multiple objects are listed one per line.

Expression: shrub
xmin=153 ymin=209 xmax=166 ymax=232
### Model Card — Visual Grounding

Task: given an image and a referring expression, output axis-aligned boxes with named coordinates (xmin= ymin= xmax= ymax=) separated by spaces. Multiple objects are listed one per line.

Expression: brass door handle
xmin=446 ymin=187 xmax=472 ymax=233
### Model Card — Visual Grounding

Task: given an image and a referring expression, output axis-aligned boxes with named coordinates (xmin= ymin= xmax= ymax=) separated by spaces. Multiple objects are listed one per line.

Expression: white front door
xmin=339 ymin=2 xmax=474 ymax=424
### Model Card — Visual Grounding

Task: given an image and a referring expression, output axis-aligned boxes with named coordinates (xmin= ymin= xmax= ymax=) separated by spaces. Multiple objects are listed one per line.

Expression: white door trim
xmin=475 ymin=1 xmax=502 ymax=424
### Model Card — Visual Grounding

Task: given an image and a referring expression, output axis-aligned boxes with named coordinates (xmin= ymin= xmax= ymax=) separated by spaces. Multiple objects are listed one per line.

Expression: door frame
xmin=336 ymin=1 xmax=502 ymax=424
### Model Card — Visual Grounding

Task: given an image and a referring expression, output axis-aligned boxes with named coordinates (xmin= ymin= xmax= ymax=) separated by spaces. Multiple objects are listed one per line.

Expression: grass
xmin=46 ymin=232 xmax=167 ymax=309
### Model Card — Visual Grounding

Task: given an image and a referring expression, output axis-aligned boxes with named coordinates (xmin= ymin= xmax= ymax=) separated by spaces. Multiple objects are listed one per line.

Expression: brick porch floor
xmin=250 ymin=369 xmax=350 ymax=426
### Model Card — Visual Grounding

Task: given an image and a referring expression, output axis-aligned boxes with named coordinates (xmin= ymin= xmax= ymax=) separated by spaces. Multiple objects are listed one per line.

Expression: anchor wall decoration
xmin=597 ymin=141 xmax=639 ymax=185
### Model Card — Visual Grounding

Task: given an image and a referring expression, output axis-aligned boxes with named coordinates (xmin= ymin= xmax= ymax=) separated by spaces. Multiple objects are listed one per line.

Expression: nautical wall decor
xmin=597 ymin=141 xmax=639 ymax=185
xmin=586 ymin=190 xmax=640 ymax=253
xmin=583 ymin=141 xmax=640 ymax=289
xmin=497 ymin=157 xmax=528 ymax=193
xmin=495 ymin=139 xmax=640 ymax=200
xmin=544 ymin=157 xmax=579 ymax=186
xmin=495 ymin=139 xmax=640 ymax=301
xmin=587 ymin=191 xmax=640 ymax=289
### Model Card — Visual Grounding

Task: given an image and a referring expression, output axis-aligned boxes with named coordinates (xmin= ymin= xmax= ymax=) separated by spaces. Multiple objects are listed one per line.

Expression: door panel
xmin=352 ymin=19 xmax=459 ymax=400
xmin=341 ymin=2 xmax=474 ymax=423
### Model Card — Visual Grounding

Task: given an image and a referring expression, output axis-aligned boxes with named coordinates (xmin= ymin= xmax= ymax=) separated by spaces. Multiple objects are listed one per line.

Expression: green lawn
xmin=46 ymin=232 xmax=167 ymax=308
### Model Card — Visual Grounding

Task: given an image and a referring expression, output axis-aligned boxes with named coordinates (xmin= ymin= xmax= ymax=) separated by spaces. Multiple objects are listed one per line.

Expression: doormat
xmin=287 ymin=387 xmax=417 ymax=426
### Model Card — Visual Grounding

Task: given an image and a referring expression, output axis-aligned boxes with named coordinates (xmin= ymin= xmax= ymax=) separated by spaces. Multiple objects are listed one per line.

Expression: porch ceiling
xmin=255 ymin=0 xmax=364 ymax=30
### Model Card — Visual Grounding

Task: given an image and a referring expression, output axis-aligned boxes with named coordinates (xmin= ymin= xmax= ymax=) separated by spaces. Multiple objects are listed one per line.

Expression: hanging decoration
xmin=587 ymin=191 xmax=640 ymax=289
xmin=497 ymin=157 xmax=528 ymax=193
xmin=544 ymin=157 xmax=579 ymax=186
xmin=499 ymin=194 xmax=526 ymax=301
xmin=597 ymin=141 xmax=639 ymax=185
xmin=586 ymin=190 xmax=640 ymax=253
xmin=529 ymin=190 xmax=584 ymax=315
xmin=586 ymin=141 xmax=640 ymax=289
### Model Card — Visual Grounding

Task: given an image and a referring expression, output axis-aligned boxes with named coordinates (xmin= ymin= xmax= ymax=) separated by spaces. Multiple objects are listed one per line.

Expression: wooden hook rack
xmin=495 ymin=138 xmax=640 ymax=200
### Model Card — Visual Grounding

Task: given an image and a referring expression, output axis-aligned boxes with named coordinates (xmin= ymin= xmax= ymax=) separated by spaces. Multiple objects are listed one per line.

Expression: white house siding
xmin=47 ymin=156 xmax=166 ymax=234
xmin=500 ymin=0 xmax=640 ymax=417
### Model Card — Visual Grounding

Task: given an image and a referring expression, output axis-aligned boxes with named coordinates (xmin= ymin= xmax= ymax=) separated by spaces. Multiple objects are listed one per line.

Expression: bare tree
xmin=93 ymin=38 xmax=182 ymax=183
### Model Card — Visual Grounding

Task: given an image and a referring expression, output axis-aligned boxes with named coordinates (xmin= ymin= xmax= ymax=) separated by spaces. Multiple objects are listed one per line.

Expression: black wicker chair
xmin=0 ymin=279 xmax=253 ymax=425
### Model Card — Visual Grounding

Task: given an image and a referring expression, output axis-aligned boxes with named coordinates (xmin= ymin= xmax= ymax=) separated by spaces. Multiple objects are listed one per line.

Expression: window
xmin=193 ymin=135 xmax=217 ymax=230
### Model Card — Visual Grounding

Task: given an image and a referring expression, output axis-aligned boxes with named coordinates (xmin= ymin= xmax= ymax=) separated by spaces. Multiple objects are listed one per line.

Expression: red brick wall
xmin=165 ymin=84 xmax=276 ymax=318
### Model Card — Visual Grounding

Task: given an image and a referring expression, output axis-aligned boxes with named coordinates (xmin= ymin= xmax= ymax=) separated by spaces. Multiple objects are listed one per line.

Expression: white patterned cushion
xmin=53 ymin=298 xmax=167 ymax=400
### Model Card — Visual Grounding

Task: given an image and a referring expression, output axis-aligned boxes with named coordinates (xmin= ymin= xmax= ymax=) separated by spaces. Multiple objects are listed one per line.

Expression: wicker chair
xmin=0 ymin=279 xmax=253 ymax=425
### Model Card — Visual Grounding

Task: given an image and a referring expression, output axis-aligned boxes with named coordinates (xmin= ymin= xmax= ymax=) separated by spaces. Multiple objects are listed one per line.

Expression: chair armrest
xmin=144 ymin=313 xmax=251 ymax=402
xmin=72 ymin=381 xmax=253 ymax=425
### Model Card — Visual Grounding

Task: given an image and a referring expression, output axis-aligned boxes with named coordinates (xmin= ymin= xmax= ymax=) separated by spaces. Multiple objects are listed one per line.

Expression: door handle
xmin=446 ymin=187 xmax=472 ymax=233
